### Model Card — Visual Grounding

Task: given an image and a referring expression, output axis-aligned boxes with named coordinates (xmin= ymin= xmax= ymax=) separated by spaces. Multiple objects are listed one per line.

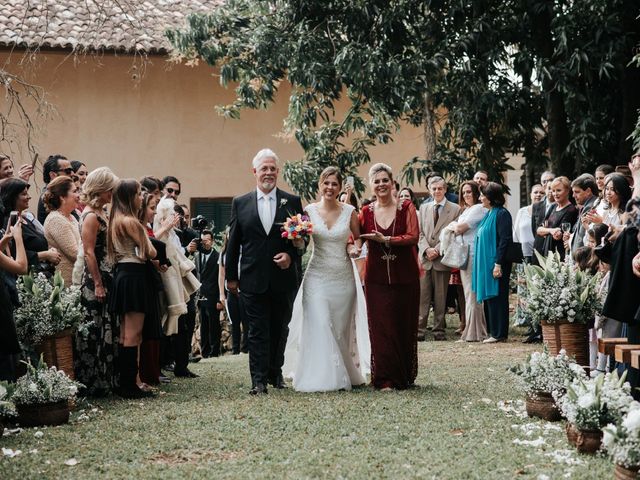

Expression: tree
xmin=167 ymin=0 xmax=639 ymax=199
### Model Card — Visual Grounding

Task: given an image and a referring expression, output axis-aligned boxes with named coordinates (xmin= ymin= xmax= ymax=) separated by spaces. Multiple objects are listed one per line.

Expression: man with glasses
xmin=37 ymin=154 xmax=72 ymax=224
xmin=162 ymin=176 xmax=181 ymax=200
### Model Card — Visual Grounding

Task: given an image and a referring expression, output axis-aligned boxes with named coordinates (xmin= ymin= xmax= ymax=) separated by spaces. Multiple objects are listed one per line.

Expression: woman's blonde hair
xmin=550 ymin=176 xmax=571 ymax=191
xmin=368 ymin=163 xmax=393 ymax=182
xmin=82 ymin=167 xmax=118 ymax=208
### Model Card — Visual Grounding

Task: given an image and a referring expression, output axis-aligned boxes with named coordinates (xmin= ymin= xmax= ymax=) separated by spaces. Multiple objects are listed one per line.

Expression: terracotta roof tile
xmin=0 ymin=0 xmax=222 ymax=53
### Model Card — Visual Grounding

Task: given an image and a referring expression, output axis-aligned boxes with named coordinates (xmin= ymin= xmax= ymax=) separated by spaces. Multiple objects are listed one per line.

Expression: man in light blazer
xmin=418 ymin=176 xmax=461 ymax=341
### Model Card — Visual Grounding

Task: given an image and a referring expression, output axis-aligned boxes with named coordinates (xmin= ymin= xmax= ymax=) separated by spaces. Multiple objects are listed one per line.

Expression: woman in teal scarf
xmin=472 ymin=182 xmax=513 ymax=343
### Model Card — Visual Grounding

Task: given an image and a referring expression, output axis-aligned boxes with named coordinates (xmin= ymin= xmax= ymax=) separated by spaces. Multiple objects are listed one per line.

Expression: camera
xmin=191 ymin=215 xmax=208 ymax=232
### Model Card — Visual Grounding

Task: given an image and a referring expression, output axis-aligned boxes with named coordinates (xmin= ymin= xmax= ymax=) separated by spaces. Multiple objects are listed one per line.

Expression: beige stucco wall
xmin=0 ymin=50 xmax=428 ymax=211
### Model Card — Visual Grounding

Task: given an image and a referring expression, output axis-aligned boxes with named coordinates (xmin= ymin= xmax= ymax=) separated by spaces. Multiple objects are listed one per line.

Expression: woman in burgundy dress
xmin=359 ymin=163 xmax=420 ymax=390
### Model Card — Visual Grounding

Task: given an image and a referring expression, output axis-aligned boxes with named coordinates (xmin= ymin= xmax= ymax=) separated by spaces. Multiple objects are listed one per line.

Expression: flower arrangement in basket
xmin=554 ymin=371 xmax=637 ymax=453
xmin=523 ymin=251 xmax=602 ymax=328
xmin=10 ymin=357 xmax=83 ymax=427
xmin=603 ymin=407 xmax=640 ymax=476
xmin=510 ymin=348 xmax=586 ymax=421
xmin=14 ymin=271 xmax=86 ymax=345
xmin=280 ymin=213 xmax=313 ymax=240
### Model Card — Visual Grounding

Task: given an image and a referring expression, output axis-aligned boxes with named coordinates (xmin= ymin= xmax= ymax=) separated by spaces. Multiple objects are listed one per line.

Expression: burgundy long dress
xmin=360 ymin=199 xmax=420 ymax=389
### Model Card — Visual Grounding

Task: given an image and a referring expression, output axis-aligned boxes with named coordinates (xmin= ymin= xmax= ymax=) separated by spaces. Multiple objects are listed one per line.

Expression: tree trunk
xmin=528 ymin=0 xmax=572 ymax=177
xmin=423 ymin=91 xmax=436 ymax=161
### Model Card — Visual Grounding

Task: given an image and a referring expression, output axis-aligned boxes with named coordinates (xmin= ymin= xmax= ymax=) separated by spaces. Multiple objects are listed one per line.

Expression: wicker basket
xmin=575 ymin=428 xmax=603 ymax=454
xmin=526 ymin=391 xmax=561 ymax=421
xmin=36 ymin=329 xmax=75 ymax=379
xmin=615 ymin=464 xmax=640 ymax=480
xmin=541 ymin=321 xmax=589 ymax=367
xmin=16 ymin=400 xmax=70 ymax=427
xmin=566 ymin=423 xmax=578 ymax=446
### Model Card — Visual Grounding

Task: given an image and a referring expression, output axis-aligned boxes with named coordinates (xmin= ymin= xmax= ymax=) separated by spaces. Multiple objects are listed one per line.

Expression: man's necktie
xmin=434 ymin=204 xmax=440 ymax=225
xmin=261 ymin=196 xmax=272 ymax=234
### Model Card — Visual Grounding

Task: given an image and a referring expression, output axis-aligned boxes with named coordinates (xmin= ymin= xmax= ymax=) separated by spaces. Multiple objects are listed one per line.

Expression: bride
xmin=283 ymin=167 xmax=371 ymax=392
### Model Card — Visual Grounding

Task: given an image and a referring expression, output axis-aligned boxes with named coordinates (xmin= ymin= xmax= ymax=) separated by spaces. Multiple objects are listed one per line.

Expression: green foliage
xmin=167 ymin=0 xmax=640 ymax=198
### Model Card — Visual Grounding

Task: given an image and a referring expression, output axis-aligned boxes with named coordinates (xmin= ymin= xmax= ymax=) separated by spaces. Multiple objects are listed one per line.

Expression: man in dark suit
xmin=226 ymin=148 xmax=304 ymax=395
xmin=531 ymin=171 xmax=556 ymax=263
xmin=568 ymin=174 xmax=599 ymax=252
xmin=525 ymin=171 xmax=556 ymax=343
xmin=194 ymin=230 xmax=221 ymax=358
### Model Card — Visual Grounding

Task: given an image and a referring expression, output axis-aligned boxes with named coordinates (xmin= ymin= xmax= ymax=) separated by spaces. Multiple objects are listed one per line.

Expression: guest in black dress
xmin=107 ymin=179 xmax=158 ymax=399
xmin=0 ymin=219 xmax=28 ymax=381
xmin=535 ymin=176 xmax=578 ymax=261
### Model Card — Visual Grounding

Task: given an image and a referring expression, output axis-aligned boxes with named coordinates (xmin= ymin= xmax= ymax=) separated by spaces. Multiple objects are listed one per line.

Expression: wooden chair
xmin=631 ymin=350 xmax=640 ymax=370
xmin=598 ymin=338 xmax=628 ymax=357
xmin=614 ymin=344 xmax=640 ymax=364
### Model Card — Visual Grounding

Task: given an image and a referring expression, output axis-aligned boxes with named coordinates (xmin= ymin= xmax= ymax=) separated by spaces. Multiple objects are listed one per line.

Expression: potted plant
xmin=555 ymin=371 xmax=637 ymax=454
xmin=523 ymin=251 xmax=602 ymax=366
xmin=11 ymin=357 xmax=83 ymax=427
xmin=0 ymin=382 xmax=16 ymax=438
xmin=510 ymin=348 xmax=586 ymax=421
xmin=603 ymin=407 xmax=640 ymax=479
xmin=14 ymin=271 xmax=86 ymax=378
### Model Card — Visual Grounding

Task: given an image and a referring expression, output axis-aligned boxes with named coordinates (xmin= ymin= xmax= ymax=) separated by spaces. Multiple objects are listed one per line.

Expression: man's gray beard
xmin=260 ymin=181 xmax=276 ymax=192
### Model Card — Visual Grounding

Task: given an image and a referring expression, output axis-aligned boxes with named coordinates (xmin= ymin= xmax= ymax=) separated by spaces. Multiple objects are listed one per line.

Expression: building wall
xmin=1 ymin=51 xmax=426 ymax=205
xmin=1 ymin=50 xmax=523 ymax=229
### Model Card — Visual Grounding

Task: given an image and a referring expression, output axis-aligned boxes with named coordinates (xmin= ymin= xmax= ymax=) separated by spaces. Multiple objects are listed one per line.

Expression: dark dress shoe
xmin=269 ymin=375 xmax=288 ymax=389
xmin=163 ymin=362 xmax=175 ymax=372
xmin=174 ymin=369 xmax=199 ymax=378
xmin=417 ymin=335 xmax=426 ymax=342
xmin=522 ymin=335 xmax=542 ymax=344
xmin=189 ymin=355 xmax=202 ymax=363
xmin=249 ymin=383 xmax=268 ymax=395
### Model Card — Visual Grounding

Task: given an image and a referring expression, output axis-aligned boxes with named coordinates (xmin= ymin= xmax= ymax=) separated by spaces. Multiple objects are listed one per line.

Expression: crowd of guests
xmin=1 ymin=149 xmax=640 ymax=397
xmin=0 ymin=154 xmax=244 ymax=399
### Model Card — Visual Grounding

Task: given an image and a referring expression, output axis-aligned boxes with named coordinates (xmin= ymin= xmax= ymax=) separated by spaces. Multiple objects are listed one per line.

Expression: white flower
xmin=578 ymin=392 xmax=597 ymax=409
xmin=623 ymin=409 xmax=640 ymax=432
xmin=280 ymin=198 xmax=288 ymax=207
xmin=28 ymin=382 xmax=38 ymax=392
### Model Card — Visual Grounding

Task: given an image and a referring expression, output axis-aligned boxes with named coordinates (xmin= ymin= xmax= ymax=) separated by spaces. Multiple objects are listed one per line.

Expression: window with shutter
xmin=190 ymin=197 xmax=233 ymax=234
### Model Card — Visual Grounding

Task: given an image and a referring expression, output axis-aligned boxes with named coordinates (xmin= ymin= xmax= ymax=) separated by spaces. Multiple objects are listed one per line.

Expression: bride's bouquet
xmin=281 ymin=214 xmax=313 ymax=240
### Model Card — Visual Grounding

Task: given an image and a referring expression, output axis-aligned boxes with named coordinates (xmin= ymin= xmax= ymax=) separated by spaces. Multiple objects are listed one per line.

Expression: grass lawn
xmin=1 ymin=324 xmax=613 ymax=479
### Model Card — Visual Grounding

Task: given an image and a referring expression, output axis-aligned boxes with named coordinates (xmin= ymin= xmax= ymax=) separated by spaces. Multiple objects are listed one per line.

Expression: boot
xmin=117 ymin=346 xmax=154 ymax=399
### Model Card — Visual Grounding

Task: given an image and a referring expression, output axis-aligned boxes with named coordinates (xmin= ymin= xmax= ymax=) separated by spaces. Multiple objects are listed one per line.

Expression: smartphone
xmin=345 ymin=176 xmax=354 ymax=188
xmin=6 ymin=211 xmax=19 ymax=230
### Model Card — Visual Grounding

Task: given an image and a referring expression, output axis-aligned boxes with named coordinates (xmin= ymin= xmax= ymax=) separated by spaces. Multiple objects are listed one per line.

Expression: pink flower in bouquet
xmin=281 ymin=214 xmax=313 ymax=240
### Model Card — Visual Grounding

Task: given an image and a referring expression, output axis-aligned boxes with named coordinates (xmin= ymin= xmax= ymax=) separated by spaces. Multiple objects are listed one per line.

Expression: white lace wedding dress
xmin=283 ymin=203 xmax=371 ymax=392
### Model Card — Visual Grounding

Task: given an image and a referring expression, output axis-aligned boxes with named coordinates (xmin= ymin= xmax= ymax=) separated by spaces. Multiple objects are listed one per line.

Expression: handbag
xmin=505 ymin=241 xmax=524 ymax=264
xmin=441 ymin=235 xmax=469 ymax=269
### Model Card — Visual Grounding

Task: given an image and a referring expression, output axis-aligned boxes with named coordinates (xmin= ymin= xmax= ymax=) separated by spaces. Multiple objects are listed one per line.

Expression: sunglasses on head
xmin=167 ymin=187 xmax=180 ymax=195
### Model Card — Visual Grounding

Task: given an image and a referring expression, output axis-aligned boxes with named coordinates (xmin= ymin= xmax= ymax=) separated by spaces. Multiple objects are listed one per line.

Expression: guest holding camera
xmin=0 ymin=178 xmax=61 ymax=277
